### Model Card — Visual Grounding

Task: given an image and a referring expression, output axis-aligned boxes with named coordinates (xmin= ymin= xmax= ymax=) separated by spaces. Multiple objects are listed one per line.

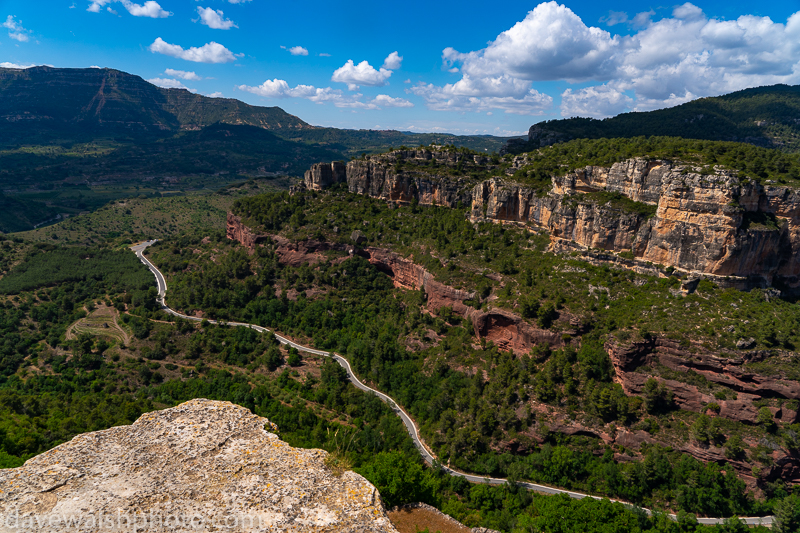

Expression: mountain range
xmin=507 ymin=84 xmax=800 ymax=154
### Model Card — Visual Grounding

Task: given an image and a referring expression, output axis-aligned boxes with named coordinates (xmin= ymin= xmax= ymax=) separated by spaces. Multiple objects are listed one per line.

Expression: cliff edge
xmin=0 ymin=399 xmax=397 ymax=532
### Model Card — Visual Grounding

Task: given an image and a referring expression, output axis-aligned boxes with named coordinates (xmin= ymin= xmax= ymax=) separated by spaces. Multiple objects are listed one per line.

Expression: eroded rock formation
xmin=605 ymin=336 xmax=800 ymax=424
xmin=346 ymin=150 xmax=476 ymax=207
xmin=470 ymin=159 xmax=799 ymax=289
xmin=305 ymin=161 xmax=346 ymax=190
xmin=305 ymin=153 xmax=800 ymax=290
xmin=0 ymin=399 xmax=397 ymax=533
xmin=226 ymin=212 xmax=271 ymax=251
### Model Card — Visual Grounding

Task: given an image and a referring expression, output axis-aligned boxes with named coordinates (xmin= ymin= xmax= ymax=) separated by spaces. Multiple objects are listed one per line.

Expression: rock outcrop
xmin=346 ymin=150 xmax=477 ymax=208
xmin=469 ymin=159 xmax=798 ymax=288
xmin=305 ymin=161 xmax=346 ymax=190
xmin=0 ymin=399 xmax=397 ymax=533
xmin=307 ymin=152 xmax=800 ymax=291
xmin=226 ymin=212 xmax=271 ymax=251
xmin=605 ymin=336 xmax=800 ymax=424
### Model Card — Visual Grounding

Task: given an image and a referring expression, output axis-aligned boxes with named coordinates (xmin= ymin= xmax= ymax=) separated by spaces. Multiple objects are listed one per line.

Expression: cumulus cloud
xmin=239 ymin=79 xmax=360 ymax=106
xmin=281 ymin=45 xmax=308 ymax=56
xmin=560 ymin=85 xmax=633 ymax=118
xmin=3 ymin=15 xmax=31 ymax=42
xmin=409 ymin=82 xmax=553 ymax=115
xmin=88 ymin=0 xmax=170 ymax=17
xmin=372 ymin=94 xmax=413 ymax=107
xmin=382 ymin=51 xmax=402 ymax=70
xmin=421 ymin=1 xmax=800 ymax=116
xmin=149 ymin=38 xmax=239 ymax=63
xmin=196 ymin=7 xmax=237 ymax=29
xmin=0 ymin=61 xmax=35 ymax=69
xmin=165 ymin=68 xmax=201 ymax=81
xmin=444 ymin=2 xmax=619 ymax=82
xmin=148 ymin=77 xmax=189 ymax=89
xmin=332 ymin=59 xmax=392 ymax=90
xmin=206 ymin=92 xmax=224 ymax=98
xmin=87 ymin=0 xmax=113 ymax=12
xmin=239 ymin=79 xmax=416 ymax=110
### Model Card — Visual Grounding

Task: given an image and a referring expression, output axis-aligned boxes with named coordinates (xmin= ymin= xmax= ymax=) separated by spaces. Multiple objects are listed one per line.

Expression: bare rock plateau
xmin=0 ymin=399 xmax=397 ymax=532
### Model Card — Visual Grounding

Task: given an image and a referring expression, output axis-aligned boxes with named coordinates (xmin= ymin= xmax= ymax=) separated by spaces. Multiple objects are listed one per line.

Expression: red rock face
xmin=226 ymin=218 xmax=560 ymax=356
xmin=226 ymin=213 xmax=272 ymax=251
xmin=605 ymin=336 xmax=800 ymax=425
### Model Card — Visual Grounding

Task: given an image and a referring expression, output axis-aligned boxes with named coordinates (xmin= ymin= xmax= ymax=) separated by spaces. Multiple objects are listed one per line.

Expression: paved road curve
xmin=131 ymin=240 xmax=773 ymax=527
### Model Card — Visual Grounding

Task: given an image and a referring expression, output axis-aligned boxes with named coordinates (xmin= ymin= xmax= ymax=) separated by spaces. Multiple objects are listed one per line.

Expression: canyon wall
xmin=470 ymin=158 xmax=799 ymax=288
xmin=302 ymin=153 xmax=800 ymax=290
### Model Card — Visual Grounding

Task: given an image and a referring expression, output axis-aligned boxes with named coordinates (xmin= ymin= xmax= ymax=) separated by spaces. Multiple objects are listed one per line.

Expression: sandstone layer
xmin=0 ymin=399 xmax=397 ymax=533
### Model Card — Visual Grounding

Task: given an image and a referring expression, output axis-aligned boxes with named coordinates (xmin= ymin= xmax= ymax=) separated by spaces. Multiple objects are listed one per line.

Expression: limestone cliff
xmin=345 ymin=149 xmax=479 ymax=207
xmin=305 ymin=161 xmax=346 ymax=190
xmin=305 ymin=153 xmax=800 ymax=290
xmin=470 ymin=158 xmax=798 ymax=289
xmin=0 ymin=399 xmax=397 ymax=533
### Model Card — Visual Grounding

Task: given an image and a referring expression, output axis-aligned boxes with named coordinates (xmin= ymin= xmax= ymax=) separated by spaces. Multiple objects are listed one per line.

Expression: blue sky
xmin=1 ymin=0 xmax=799 ymax=135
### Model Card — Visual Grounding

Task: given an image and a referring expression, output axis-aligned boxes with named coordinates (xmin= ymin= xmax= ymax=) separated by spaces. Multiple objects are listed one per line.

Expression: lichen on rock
xmin=0 ymin=399 xmax=398 ymax=532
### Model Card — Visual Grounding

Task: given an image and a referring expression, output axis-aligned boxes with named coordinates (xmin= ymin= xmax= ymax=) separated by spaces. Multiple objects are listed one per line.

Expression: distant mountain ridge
xmin=0 ymin=66 xmax=311 ymax=146
xmin=506 ymin=84 xmax=800 ymax=154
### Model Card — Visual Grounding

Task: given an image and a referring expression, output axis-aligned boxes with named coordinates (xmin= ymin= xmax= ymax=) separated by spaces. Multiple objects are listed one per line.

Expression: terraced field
xmin=66 ymin=305 xmax=130 ymax=346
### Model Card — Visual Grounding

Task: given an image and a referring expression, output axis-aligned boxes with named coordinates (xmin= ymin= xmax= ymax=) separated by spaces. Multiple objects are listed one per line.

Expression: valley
xmin=2 ymin=66 xmax=800 ymax=532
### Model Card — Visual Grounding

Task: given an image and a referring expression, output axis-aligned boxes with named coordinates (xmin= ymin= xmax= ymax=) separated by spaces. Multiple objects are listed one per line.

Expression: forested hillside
xmin=508 ymin=85 xmax=800 ymax=154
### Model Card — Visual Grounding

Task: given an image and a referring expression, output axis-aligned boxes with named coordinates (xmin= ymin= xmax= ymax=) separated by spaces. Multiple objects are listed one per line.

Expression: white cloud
xmin=631 ymin=10 xmax=655 ymax=28
xmin=3 ymin=15 xmax=31 ymax=42
xmin=600 ymin=11 xmax=627 ymax=26
xmin=332 ymin=59 xmax=392 ymax=90
xmin=165 ymin=68 xmax=201 ymax=81
xmin=88 ymin=0 xmax=170 ymax=17
xmin=409 ymin=82 xmax=553 ymax=115
xmin=149 ymin=38 xmax=239 ymax=63
xmin=444 ymin=2 xmax=619 ymax=82
xmin=0 ymin=62 xmax=35 ymax=69
xmin=226 ymin=0 xmax=251 ymax=3
xmin=420 ymin=1 xmax=800 ymax=116
xmin=206 ymin=92 xmax=224 ymax=98
xmin=239 ymin=78 xmax=384 ymax=109
xmin=87 ymin=0 xmax=113 ymax=12
xmin=372 ymin=94 xmax=413 ymax=108
xmin=148 ymin=77 xmax=188 ymax=89
xmin=281 ymin=45 xmax=308 ymax=56
xmin=382 ymin=51 xmax=402 ymax=70
xmin=123 ymin=0 xmax=169 ymax=17
xmin=560 ymin=85 xmax=633 ymax=118
xmin=196 ymin=7 xmax=236 ymax=29
xmin=318 ymin=52 xmax=331 ymax=57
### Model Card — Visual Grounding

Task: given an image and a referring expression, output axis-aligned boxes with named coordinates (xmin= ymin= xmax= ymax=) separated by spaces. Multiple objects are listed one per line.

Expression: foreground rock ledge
xmin=0 ymin=399 xmax=398 ymax=532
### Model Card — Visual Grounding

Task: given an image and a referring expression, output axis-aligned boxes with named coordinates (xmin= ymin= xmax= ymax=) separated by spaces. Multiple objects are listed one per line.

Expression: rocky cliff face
xmin=0 ymin=399 xmax=397 ymax=533
xmin=305 ymin=154 xmax=800 ymax=290
xmin=346 ymin=149 xmax=478 ymax=207
xmin=605 ymin=336 xmax=800 ymax=424
xmin=305 ymin=161 xmax=346 ymax=190
xmin=226 ymin=212 xmax=272 ymax=251
xmin=471 ymin=159 xmax=800 ymax=289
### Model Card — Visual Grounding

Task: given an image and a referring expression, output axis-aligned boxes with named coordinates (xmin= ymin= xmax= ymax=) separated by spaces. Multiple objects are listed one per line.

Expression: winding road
xmin=131 ymin=240 xmax=773 ymax=528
